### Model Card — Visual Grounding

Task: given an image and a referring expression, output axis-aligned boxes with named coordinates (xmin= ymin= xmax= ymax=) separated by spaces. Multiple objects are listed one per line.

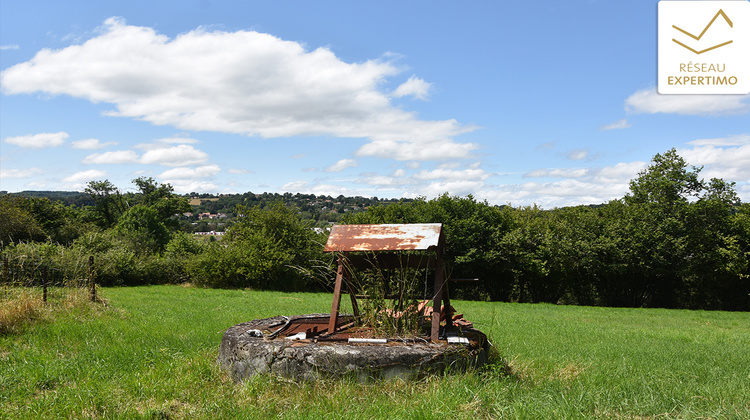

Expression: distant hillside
xmin=4 ymin=190 xmax=94 ymax=207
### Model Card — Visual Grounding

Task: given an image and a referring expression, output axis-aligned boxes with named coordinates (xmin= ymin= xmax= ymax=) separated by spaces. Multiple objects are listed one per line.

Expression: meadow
xmin=1 ymin=285 xmax=748 ymax=419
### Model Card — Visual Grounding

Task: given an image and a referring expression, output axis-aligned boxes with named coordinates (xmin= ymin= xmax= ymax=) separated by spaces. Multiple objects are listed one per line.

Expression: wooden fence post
xmin=89 ymin=256 xmax=96 ymax=302
xmin=43 ymin=266 xmax=48 ymax=303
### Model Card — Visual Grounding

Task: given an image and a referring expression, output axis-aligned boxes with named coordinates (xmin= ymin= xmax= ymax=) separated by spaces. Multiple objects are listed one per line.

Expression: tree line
xmin=2 ymin=149 xmax=748 ymax=310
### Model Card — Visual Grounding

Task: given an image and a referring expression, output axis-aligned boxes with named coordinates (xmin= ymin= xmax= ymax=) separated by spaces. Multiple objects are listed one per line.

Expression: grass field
xmin=1 ymin=285 xmax=748 ymax=419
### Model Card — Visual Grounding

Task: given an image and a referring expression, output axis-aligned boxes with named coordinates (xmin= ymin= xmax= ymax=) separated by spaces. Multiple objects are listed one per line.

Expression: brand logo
xmin=658 ymin=1 xmax=750 ymax=94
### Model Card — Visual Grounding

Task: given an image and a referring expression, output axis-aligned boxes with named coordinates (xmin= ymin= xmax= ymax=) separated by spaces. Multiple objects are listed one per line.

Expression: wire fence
xmin=1 ymin=255 xmax=97 ymax=302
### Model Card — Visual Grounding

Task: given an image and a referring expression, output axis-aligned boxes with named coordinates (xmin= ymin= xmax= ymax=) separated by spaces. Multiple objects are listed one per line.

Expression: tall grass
xmin=1 ymin=285 xmax=748 ymax=419
xmin=0 ymin=286 xmax=95 ymax=335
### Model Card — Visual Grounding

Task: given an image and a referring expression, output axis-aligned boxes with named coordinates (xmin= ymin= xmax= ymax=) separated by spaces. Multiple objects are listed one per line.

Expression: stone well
xmin=218 ymin=314 xmax=490 ymax=382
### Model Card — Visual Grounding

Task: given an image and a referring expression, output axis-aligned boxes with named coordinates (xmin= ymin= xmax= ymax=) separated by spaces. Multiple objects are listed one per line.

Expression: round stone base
xmin=218 ymin=314 xmax=490 ymax=382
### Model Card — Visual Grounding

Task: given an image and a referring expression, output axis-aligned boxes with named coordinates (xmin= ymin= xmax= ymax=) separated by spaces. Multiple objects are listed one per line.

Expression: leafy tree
xmin=84 ymin=180 xmax=127 ymax=228
xmin=625 ymin=148 xmax=704 ymax=207
xmin=0 ymin=195 xmax=46 ymax=245
xmin=190 ymin=202 xmax=323 ymax=290
xmin=129 ymin=177 xmax=190 ymax=229
xmin=115 ymin=205 xmax=171 ymax=255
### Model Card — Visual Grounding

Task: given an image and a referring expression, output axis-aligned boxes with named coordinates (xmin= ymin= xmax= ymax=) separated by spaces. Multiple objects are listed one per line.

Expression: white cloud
xmin=281 ymin=181 xmax=355 ymax=197
xmin=678 ymin=144 xmax=750 ymax=182
xmin=0 ymin=167 xmax=43 ymax=178
xmin=567 ymin=150 xmax=588 ymax=160
xmin=524 ymin=168 xmax=589 ymax=178
xmin=155 ymin=136 xmax=199 ymax=144
xmin=62 ymin=169 xmax=106 ymax=183
xmin=325 ymin=158 xmax=358 ymax=172
xmin=166 ymin=180 xmax=219 ymax=194
xmin=1 ymin=18 xmax=475 ymax=161
xmin=413 ymin=168 xmax=489 ymax=181
xmin=356 ymin=127 xmax=478 ymax=161
xmin=600 ymin=119 xmax=631 ymax=130
xmin=359 ymin=175 xmax=403 ymax=187
xmin=140 ymin=144 xmax=208 ymax=167
xmin=392 ymin=75 xmax=431 ymax=100
xmin=227 ymin=168 xmax=250 ymax=174
xmin=0 ymin=45 xmax=19 ymax=50
xmin=485 ymin=161 xmax=648 ymax=208
xmin=625 ymin=88 xmax=750 ymax=115
xmin=159 ymin=164 xmax=221 ymax=179
xmin=4 ymin=132 xmax=68 ymax=148
xmin=419 ymin=179 xmax=487 ymax=198
xmin=688 ymin=134 xmax=750 ymax=146
xmin=71 ymin=138 xmax=117 ymax=149
xmin=82 ymin=150 xmax=140 ymax=164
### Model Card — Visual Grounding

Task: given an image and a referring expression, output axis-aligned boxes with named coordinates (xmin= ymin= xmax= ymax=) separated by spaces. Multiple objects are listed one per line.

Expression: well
xmin=218 ymin=224 xmax=491 ymax=382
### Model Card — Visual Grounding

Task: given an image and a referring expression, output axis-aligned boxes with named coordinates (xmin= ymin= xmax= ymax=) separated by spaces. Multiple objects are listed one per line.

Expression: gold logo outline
xmin=672 ymin=9 xmax=733 ymax=55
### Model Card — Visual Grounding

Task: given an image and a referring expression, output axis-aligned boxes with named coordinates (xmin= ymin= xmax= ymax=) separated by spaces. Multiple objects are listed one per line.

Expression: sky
xmin=1 ymin=0 xmax=748 ymax=208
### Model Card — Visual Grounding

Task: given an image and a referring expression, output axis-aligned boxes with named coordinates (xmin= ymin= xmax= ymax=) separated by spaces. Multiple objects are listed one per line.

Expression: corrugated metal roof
xmin=324 ymin=223 xmax=443 ymax=252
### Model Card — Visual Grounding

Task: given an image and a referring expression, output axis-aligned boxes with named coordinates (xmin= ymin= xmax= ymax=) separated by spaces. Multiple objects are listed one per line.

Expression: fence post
xmin=43 ymin=266 xmax=48 ymax=303
xmin=3 ymin=257 xmax=7 ymax=283
xmin=89 ymin=256 xmax=96 ymax=302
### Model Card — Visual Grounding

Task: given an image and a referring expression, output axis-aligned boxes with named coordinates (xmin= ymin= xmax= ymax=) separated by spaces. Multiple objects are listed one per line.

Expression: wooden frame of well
xmin=323 ymin=223 xmax=452 ymax=341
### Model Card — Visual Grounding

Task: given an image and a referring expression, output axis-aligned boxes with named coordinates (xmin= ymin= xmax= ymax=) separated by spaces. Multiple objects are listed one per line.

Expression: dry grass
xmin=0 ymin=286 xmax=97 ymax=335
xmin=0 ymin=287 xmax=44 ymax=334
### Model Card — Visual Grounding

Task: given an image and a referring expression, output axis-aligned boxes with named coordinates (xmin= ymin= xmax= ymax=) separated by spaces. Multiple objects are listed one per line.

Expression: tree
xmin=115 ymin=205 xmax=171 ymax=255
xmin=0 ymin=195 xmax=46 ymax=245
xmin=625 ymin=148 xmax=703 ymax=207
xmin=191 ymin=202 xmax=323 ymax=290
xmin=84 ymin=180 xmax=127 ymax=228
xmin=130 ymin=177 xmax=190 ymax=229
xmin=620 ymin=148 xmax=745 ymax=308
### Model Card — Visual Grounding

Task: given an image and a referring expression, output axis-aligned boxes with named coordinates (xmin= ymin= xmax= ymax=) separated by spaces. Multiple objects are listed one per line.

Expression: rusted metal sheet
xmin=324 ymin=223 xmax=443 ymax=252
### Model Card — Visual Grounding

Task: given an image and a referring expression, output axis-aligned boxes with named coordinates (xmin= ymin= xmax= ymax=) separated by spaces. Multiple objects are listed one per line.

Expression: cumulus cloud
xmin=600 ymin=119 xmax=631 ymax=130
xmin=140 ymin=144 xmax=208 ymax=167
xmin=165 ymin=180 xmax=219 ymax=194
xmin=487 ymin=161 xmax=649 ymax=207
xmin=524 ymin=168 xmax=589 ymax=178
xmin=82 ymin=150 xmax=140 ymax=164
xmin=281 ymin=181 xmax=356 ymax=197
xmin=62 ymin=169 xmax=107 ymax=183
xmin=159 ymin=164 xmax=221 ymax=179
xmin=688 ymin=134 xmax=750 ymax=146
xmin=392 ymin=75 xmax=431 ymax=100
xmin=325 ymin=158 xmax=358 ymax=172
xmin=625 ymin=88 xmax=750 ymax=115
xmin=0 ymin=167 xmax=43 ymax=178
xmin=678 ymin=144 xmax=750 ymax=182
xmin=413 ymin=168 xmax=489 ymax=181
xmin=4 ymin=132 xmax=68 ymax=148
xmin=71 ymin=138 xmax=117 ymax=149
xmin=1 ymin=18 xmax=475 ymax=161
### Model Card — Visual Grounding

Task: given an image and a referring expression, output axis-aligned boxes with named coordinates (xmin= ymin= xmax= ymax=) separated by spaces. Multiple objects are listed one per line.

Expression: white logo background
xmin=659 ymin=1 xmax=750 ymax=94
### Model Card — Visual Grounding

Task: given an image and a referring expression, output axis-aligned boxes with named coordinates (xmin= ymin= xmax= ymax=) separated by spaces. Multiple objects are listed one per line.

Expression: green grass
xmin=1 ymin=285 xmax=748 ymax=419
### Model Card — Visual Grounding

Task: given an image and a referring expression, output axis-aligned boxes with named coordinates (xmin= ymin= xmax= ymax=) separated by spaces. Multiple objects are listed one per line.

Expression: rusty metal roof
xmin=324 ymin=223 xmax=443 ymax=252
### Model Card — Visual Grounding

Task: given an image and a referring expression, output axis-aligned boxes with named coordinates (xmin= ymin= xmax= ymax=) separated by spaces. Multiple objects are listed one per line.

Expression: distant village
xmin=182 ymin=192 xmax=411 ymax=235
xmin=2 ymin=190 xmax=413 ymax=237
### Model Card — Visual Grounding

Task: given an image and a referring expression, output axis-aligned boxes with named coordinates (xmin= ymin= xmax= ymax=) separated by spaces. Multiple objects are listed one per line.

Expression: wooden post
xmin=43 ymin=266 xmax=48 ymax=303
xmin=88 ymin=256 xmax=96 ymax=302
xmin=431 ymin=245 xmax=452 ymax=341
xmin=3 ymin=257 xmax=8 ymax=283
xmin=328 ymin=257 xmax=346 ymax=334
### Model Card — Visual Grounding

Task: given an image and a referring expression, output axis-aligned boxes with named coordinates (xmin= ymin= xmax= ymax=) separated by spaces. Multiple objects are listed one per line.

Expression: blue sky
xmin=1 ymin=0 xmax=748 ymax=207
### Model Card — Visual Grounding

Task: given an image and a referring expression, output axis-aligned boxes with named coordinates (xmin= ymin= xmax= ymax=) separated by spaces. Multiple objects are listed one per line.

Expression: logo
xmin=672 ymin=9 xmax=733 ymax=54
xmin=658 ymin=1 xmax=750 ymax=94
